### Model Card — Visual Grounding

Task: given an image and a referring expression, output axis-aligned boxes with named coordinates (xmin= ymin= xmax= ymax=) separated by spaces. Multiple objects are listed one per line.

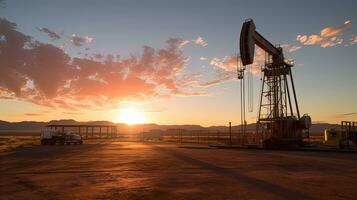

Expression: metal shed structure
xmin=45 ymin=124 xmax=118 ymax=139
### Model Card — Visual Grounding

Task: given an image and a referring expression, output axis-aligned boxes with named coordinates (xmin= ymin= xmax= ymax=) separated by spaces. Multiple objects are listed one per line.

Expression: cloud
xmin=281 ymin=44 xmax=301 ymax=52
xmin=176 ymin=73 xmax=201 ymax=87
xmin=36 ymin=27 xmax=61 ymax=40
xmin=203 ymin=47 xmax=268 ymax=88
xmin=326 ymin=112 xmax=357 ymax=121
xmin=343 ymin=112 xmax=357 ymax=116
xmin=297 ymin=20 xmax=350 ymax=48
xmin=199 ymin=56 xmax=207 ymax=61
xmin=320 ymin=36 xmax=343 ymax=48
xmin=210 ymin=56 xmax=236 ymax=71
xmin=63 ymin=111 xmax=80 ymax=115
xmin=179 ymin=39 xmax=190 ymax=48
xmin=198 ymin=79 xmax=223 ymax=88
xmin=166 ymin=38 xmax=189 ymax=49
xmin=296 ymin=35 xmax=308 ymax=43
xmin=0 ymin=18 xmax=204 ymax=111
xmin=24 ymin=112 xmax=42 ymax=116
xmin=93 ymin=53 xmax=104 ymax=60
xmin=321 ymin=20 xmax=350 ymax=37
xmin=198 ymin=62 xmax=238 ymax=88
xmin=162 ymin=37 xmax=207 ymax=48
xmin=173 ymin=90 xmax=208 ymax=96
xmin=70 ymin=34 xmax=93 ymax=46
xmin=193 ymin=36 xmax=208 ymax=47
xmin=0 ymin=95 xmax=14 ymax=100
xmin=350 ymin=36 xmax=357 ymax=45
xmin=210 ymin=47 xmax=265 ymax=74
xmin=198 ymin=75 xmax=232 ymax=88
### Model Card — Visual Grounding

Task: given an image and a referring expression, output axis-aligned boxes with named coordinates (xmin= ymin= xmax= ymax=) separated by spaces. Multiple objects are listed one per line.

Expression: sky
xmin=0 ymin=0 xmax=356 ymax=126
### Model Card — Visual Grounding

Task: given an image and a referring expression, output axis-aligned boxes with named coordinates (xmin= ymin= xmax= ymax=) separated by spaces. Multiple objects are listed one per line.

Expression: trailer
xmin=41 ymin=129 xmax=83 ymax=145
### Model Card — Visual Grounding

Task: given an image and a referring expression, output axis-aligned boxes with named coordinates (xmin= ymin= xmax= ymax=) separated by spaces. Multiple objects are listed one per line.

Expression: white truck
xmin=41 ymin=129 xmax=83 ymax=145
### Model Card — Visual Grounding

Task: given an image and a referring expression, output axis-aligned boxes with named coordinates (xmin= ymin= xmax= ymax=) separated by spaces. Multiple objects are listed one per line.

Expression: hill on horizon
xmin=0 ymin=119 xmax=339 ymax=135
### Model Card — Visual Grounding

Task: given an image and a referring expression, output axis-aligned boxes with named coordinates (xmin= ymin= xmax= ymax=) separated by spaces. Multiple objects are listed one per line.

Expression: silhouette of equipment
xmin=239 ymin=19 xmax=311 ymax=148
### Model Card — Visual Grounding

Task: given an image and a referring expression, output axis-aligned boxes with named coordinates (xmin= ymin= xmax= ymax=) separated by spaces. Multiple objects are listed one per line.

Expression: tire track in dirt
xmin=153 ymin=145 xmax=317 ymax=200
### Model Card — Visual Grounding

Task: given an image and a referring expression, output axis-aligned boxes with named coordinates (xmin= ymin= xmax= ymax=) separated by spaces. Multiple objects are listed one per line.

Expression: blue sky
xmin=0 ymin=0 xmax=356 ymax=125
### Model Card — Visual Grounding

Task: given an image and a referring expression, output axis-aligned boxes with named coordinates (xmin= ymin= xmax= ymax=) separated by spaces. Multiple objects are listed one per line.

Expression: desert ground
xmin=1 ymin=140 xmax=357 ymax=200
xmin=0 ymin=135 xmax=39 ymax=153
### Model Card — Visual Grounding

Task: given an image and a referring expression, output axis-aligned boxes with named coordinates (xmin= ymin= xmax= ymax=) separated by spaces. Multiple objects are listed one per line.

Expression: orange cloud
xmin=297 ymin=20 xmax=350 ymax=48
xmin=198 ymin=73 xmax=232 ymax=88
xmin=204 ymin=47 xmax=279 ymax=88
xmin=24 ymin=112 xmax=43 ymax=116
xmin=320 ymin=36 xmax=343 ymax=48
xmin=0 ymin=18 xmax=204 ymax=111
xmin=210 ymin=47 xmax=265 ymax=74
xmin=63 ymin=111 xmax=80 ymax=115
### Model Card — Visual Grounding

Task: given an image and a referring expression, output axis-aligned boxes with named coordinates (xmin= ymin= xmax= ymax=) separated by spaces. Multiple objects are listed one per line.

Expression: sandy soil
xmin=0 ymin=140 xmax=357 ymax=200
xmin=0 ymin=136 xmax=39 ymax=153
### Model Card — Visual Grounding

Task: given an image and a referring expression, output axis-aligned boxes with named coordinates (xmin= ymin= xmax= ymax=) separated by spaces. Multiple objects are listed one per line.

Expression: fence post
xmin=229 ymin=122 xmax=232 ymax=146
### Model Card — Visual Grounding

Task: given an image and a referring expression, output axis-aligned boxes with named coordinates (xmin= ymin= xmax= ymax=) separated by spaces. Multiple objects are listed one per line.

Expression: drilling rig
xmin=239 ymin=19 xmax=311 ymax=148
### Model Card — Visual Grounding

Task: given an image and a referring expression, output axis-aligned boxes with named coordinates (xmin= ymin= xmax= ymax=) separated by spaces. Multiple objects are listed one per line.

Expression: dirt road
xmin=1 ymin=141 xmax=357 ymax=200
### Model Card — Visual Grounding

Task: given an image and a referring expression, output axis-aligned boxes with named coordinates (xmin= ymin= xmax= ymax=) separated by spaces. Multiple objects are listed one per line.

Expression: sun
xmin=115 ymin=108 xmax=146 ymax=125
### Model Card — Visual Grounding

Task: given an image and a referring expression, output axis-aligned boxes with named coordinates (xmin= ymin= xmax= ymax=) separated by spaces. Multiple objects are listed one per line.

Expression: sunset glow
xmin=115 ymin=108 xmax=146 ymax=125
xmin=0 ymin=0 xmax=356 ymax=126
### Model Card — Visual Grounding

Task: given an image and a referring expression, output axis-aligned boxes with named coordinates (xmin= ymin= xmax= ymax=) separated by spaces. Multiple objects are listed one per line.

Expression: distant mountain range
xmin=0 ymin=119 xmax=339 ymax=135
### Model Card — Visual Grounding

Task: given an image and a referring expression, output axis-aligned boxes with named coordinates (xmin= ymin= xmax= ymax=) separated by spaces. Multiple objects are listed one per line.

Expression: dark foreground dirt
xmin=0 ymin=140 xmax=357 ymax=200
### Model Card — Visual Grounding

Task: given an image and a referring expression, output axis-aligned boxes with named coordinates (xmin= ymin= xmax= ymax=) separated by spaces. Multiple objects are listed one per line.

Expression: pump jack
xmin=239 ymin=19 xmax=311 ymax=148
